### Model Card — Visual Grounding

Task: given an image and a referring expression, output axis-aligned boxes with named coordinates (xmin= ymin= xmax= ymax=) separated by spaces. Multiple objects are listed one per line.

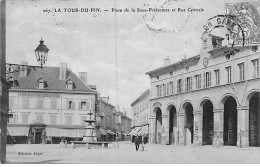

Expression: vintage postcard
xmin=1 ymin=0 xmax=260 ymax=164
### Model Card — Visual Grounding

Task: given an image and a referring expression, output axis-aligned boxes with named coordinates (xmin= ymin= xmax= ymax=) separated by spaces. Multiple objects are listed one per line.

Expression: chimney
xmin=19 ymin=61 xmax=28 ymax=78
xmin=59 ymin=63 xmax=67 ymax=80
xmin=164 ymin=56 xmax=170 ymax=66
xmin=79 ymin=72 xmax=87 ymax=85
xmin=101 ymin=96 xmax=109 ymax=103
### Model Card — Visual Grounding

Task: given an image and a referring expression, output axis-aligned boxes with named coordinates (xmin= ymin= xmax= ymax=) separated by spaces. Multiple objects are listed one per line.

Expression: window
xmin=252 ymin=59 xmax=259 ymax=78
xmin=166 ymin=83 xmax=170 ymax=96
xmin=159 ymin=85 xmax=163 ymax=97
xmin=177 ymin=79 xmax=182 ymax=93
xmin=22 ymin=98 xmax=30 ymax=108
xmin=37 ymin=98 xmax=44 ymax=109
xmin=185 ymin=77 xmax=192 ymax=92
xmin=50 ymin=114 xmax=57 ymax=125
xmin=204 ymin=72 xmax=211 ymax=88
xmin=50 ymin=99 xmax=57 ymax=109
xmin=65 ymin=115 xmax=72 ymax=125
xmin=238 ymin=63 xmax=245 ymax=81
xmin=214 ymin=69 xmax=220 ymax=85
xmin=170 ymin=82 xmax=174 ymax=95
xmin=226 ymin=66 xmax=232 ymax=83
xmin=195 ymin=74 xmax=201 ymax=89
xmin=9 ymin=114 xmax=17 ymax=124
xmin=38 ymin=78 xmax=45 ymax=89
xmin=81 ymin=116 xmax=87 ymax=125
xmin=8 ymin=77 xmax=17 ymax=87
xmin=156 ymin=85 xmax=159 ymax=97
xmin=22 ymin=114 xmax=29 ymax=124
xmin=80 ymin=101 xmax=88 ymax=110
xmin=163 ymin=84 xmax=166 ymax=96
xmin=66 ymin=80 xmax=74 ymax=90
xmin=36 ymin=114 xmax=44 ymax=123
xmin=68 ymin=100 xmax=75 ymax=110
xmin=9 ymin=97 xmax=15 ymax=108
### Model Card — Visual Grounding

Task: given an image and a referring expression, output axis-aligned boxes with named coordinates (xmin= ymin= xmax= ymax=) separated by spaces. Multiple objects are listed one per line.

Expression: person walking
xmin=134 ymin=135 xmax=140 ymax=151
xmin=141 ymin=136 xmax=145 ymax=151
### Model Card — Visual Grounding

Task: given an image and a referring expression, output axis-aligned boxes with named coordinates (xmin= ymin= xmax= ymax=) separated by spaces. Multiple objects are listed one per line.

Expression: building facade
xmin=7 ymin=63 xmax=97 ymax=144
xmin=96 ymin=97 xmax=116 ymax=140
xmin=130 ymin=89 xmax=150 ymax=143
xmin=146 ymin=31 xmax=260 ymax=148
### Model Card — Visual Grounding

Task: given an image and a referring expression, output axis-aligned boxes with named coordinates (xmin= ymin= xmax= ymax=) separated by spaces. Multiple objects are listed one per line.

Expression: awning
xmin=137 ymin=125 xmax=149 ymax=136
xmin=130 ymin=127 xmax=142 ymax=136
xmin=7 ymin=127 xmax=30 ymax=136
xmin=65 ymin=129 xmax=85 ymax=138
xmin=46 ymin=128 xmax=85 ymax=138
xmin=95 ymin=129 xmax=102 ymax=138
xmin=105 ymin=129 xmax=115 ymax=135
xmin=127 ymin=128 xmax=135 ymax=135
xmin=99 ymin=128 xmax=107 ymax=135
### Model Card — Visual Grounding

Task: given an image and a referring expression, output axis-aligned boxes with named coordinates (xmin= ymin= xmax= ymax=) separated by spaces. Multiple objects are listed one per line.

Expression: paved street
xmin=6 ymin=141 xmax=260 ymax=164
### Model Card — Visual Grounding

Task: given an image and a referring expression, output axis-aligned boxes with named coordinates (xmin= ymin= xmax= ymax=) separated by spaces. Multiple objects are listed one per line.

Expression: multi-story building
xmin=96 ymin=97 xmax=116 ymax=140
xmin=118 ymin=111 xmax=131 ymax=141
xmin=96 ymin=97 xmax=131 ymax=141
xmin=146 ymin=31 xmax=260 ymax=148
xmin=130 ymin=89 xmax=150 ymax=143
xmin=6 ymin=63 xmax=97 ymax=144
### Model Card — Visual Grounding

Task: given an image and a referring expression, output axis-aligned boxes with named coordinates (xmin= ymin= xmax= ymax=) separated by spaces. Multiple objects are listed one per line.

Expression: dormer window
xmin=8 ymin=77 xmax=17 ymax=87
xmin=38 ymin=78 xmax=45 ymax=89
xmin=66 ymin=79 xmax=74 ymax=90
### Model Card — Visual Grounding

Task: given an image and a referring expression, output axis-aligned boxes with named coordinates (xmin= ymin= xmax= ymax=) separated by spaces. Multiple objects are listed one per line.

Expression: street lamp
xmin=34 ymin=38 xmax=49 ymax=68
xmin=6 ymin=39 xmax=49 ymax=75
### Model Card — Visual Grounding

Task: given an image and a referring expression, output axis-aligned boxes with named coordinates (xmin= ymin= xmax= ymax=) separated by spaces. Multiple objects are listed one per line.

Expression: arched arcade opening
xmin=249 ymin=92 xmax=260 ymax=147
xmin=183 ymin=103 xmax=194 ymax=145
xmin=223 ymin=96 xmax=238 ymax=146
xmin=155 ymin=107 xmax=162 ymax=144
xmin=168 ymin=105 xmax=177 ymax=145
xmin=202 ymin=100 xmax=214 ymax=145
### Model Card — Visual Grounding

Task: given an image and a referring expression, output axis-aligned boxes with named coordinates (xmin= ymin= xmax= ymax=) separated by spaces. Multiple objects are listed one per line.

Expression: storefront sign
xmin=19 ymin=92 xmax=60 ymax=98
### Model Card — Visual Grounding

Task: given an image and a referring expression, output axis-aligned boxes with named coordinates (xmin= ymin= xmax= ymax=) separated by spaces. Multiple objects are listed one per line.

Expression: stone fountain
xmin=71 ymin=110 xmax=108 ymax=148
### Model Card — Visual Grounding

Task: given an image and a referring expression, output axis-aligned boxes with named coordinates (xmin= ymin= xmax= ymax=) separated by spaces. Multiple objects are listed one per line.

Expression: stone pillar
xmin=237 ymin=106 xmax=249 ymax=148
xmin=177 ymin=113 xmax=185 ymax=145
xmin=162 ymin=115 xmax=170 ymax=145
xmin=213 ymin=109 xmax=224 ymax=147
xmin=149 ymin=116 xmax=156 ymax=144
xmin=193 ymin=111 xmax=203 ymax=146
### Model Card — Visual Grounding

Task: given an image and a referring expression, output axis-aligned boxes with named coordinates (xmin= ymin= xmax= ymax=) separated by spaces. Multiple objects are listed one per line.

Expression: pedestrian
xmin=134 ymin=135 xmax=140 ymax=151
xmin=141 ymin=136 xmax=145 ymax=151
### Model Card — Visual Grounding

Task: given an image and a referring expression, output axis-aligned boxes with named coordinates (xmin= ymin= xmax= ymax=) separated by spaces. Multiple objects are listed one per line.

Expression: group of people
xmin=134 ymin=135 xmax=145 ymax=151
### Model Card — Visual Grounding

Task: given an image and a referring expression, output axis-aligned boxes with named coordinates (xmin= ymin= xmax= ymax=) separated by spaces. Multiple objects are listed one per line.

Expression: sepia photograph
xmin=0 ymin=0 xmax=260 ymax=164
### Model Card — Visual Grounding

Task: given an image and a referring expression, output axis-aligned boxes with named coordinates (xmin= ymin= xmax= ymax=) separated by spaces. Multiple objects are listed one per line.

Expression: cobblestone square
xmin=6 ymin=142 xmax=260 ymax=164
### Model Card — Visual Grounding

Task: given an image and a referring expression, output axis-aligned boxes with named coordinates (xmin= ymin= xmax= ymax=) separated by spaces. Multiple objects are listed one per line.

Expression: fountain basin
xmin=71 ymin=141 xmax=109 ymax=148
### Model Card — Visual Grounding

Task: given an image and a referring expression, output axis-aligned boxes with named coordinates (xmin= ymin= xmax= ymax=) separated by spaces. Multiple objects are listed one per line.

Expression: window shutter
xmin=190 ymin=76 xmax=193 ymax=90
xmin=203 ymin=73 xmax=205 ymax=88
xmin=209 ymin=72 xmax=211 ymax=86
xmin=79 ymin=101 xmax=81 ymax=110
xmin=72 ymin=101 xmax=75 ymax=110
xmin=66 ymin=100 xmax=69 ymax=109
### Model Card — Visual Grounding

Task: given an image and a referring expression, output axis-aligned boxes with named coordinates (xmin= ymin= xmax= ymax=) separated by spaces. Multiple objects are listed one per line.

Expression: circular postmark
xmin=142 ymin=0 xmax=192 ymax=33
xmin=203 ymin=14 xmax=245 ymax=47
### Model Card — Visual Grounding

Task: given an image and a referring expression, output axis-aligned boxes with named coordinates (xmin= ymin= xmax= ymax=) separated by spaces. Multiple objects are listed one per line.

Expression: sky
xmin=6 ymin=0 xmax=251 ymax=118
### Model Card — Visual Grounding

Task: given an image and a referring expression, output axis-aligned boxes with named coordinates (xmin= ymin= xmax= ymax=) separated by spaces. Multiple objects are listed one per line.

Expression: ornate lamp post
xmin=34 ymin=38 xmax=49 ymax=68
xmin=6 ymin=39 xmax=49 ymax=74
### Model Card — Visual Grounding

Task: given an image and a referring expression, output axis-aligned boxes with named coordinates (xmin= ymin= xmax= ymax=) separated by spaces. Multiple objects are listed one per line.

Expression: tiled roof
xmin=7 ymin=66 xmax=96 ymax=93
xmin=131 ymin=89 xmax=150 ymax=106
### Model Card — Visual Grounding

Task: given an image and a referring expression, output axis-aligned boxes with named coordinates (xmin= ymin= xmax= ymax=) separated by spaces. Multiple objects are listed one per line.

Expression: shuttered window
xmin=50 ymin=114 xmax=57 ymax=125
xmin=65 ymin=115 xmax=72 ymax=125
xmin=22 ymin=114 xmax=29 ymax=124
xmin=37 ymin=98 xmax=44 ymax=109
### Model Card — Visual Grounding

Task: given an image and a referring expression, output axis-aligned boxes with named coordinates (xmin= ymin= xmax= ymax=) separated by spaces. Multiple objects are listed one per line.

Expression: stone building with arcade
xmin=146 ymin=31 xmax=260 ymax=147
